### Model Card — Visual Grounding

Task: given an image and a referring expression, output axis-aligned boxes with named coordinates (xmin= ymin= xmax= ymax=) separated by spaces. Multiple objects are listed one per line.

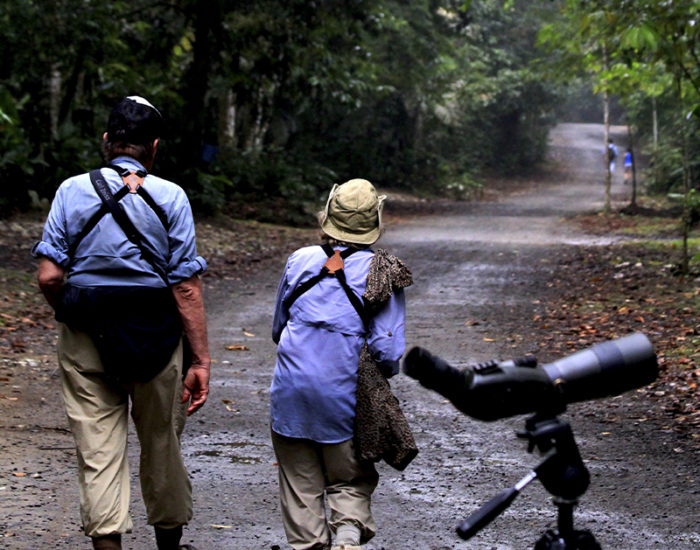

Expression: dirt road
xmin=1 ymin=123 xmax=698 ymax=549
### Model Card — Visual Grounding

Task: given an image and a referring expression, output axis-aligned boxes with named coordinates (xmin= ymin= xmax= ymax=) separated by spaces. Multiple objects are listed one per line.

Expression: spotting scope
xmin=403 ymin=333 xmax=658 ymax=421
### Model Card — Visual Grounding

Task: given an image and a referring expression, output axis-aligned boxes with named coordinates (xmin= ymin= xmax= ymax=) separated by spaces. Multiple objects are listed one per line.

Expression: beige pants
xmin=271 ymin=430 xmax=379 ymax=550
xmin=57 ymin=323 xmax=192 ymax=537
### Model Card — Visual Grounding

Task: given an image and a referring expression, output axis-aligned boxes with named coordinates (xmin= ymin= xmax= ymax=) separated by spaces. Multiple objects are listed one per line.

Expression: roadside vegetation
xmin=550 ymin=200 xmax=700 ymax=443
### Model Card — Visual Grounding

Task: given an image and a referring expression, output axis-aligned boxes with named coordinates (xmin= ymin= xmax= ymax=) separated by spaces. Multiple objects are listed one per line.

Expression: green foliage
xmin=538 ymin=0 xmax=699 ymax=196
xmin=192 ymin=148 xmax=338 ymax=225
xmin=645 ymin=143 xmax=686 ymax=194
xmin=1 ymin=0 xmax=556 ymax=218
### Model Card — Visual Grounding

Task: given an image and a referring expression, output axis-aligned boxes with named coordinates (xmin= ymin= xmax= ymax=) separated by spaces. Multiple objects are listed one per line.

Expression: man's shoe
xmin=155 ymin=525 xmax=183 ymax=550
xmin=91 ymin=534 xmax=122 ymax=550
xmin=331 ymin=545 xmax=362 ymax=550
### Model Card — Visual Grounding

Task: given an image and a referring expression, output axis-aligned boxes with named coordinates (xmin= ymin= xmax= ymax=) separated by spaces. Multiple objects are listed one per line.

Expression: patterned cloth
xmin=355 ymin=250 xmax=418 ymax=470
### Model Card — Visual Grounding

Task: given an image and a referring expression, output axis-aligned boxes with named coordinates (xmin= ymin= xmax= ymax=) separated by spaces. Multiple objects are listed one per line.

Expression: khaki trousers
xmin=57 ymin=323 xmax=192 ymax=537
xmin=271 ymin=430 xmax=379 ymax=550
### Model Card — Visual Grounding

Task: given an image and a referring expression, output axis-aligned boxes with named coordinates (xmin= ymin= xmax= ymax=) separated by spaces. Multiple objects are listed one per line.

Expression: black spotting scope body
xmin=403 ymin=333 xmax=658 ymax=421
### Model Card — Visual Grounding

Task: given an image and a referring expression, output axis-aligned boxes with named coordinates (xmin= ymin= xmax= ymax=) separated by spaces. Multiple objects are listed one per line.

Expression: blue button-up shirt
xmin=270 ymin=245 xmax=406 ymax=443
xmin=32 ymin=156 xmax=206 ymax=287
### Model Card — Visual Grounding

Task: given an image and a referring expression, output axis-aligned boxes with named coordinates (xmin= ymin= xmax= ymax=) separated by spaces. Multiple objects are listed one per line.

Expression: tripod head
xmin=518 ymin=414 xmax=589 ymax=502
xmin=455 ymin=413 xmax=593 ymax=546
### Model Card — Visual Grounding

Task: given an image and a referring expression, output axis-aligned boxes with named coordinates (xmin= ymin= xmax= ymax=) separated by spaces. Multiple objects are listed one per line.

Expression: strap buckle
xmin=323 ymin=249 xmax=344 ymax=274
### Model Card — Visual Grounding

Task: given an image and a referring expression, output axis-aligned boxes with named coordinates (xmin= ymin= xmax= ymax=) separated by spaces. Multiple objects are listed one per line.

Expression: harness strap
xmin=88 ymin=169 xmax=168 ymax=283
xmin=66 ymin=186 xmax=129 ymax=259
xmin=335 ymin=267 xmax=371 ymax=328
xmin=137 ymin=186 xmax=169 ymax=230
xmin=283 ymin=244 xmax=371 ymax=329
xmin=106 ymin=163 xmax=147 ymax=180
xmin=66 ymin=166 xmax=169 ymax=262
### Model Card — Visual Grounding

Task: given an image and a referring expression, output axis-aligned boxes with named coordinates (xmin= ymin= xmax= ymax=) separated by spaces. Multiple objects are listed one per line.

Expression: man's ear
xmin=103 ymin=132 xmax=108 ymax=142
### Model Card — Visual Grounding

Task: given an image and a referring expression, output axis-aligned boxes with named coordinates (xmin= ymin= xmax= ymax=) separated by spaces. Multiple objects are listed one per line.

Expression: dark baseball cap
xmin=107 ymin=96 xmax=163 ymax=144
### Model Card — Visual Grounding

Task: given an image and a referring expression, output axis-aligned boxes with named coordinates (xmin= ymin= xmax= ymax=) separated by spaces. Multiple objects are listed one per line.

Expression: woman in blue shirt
xmin=270 ymin=179 xmax=407 ymax=550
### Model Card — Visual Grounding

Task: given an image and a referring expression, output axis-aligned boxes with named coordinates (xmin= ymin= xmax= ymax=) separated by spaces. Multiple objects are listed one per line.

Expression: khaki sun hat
xmin=319 ymin=179 xmax=386 ymax=245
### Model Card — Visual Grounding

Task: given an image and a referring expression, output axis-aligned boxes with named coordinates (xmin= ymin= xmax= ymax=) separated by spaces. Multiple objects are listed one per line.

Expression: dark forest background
xmin=1 ymin=0 xmax=697 ymax=224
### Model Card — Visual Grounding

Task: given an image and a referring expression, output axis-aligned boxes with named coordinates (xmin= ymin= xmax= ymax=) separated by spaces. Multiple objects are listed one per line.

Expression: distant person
xmin=33 ymin=96 xmax=209 ymax=550
xmin=606 ymin=138 xmax=618 ymax=174
xmin=269 ymin=179 xmax=411 ymax=550
xmin=624 ymin=148 xmax=634 ymax=184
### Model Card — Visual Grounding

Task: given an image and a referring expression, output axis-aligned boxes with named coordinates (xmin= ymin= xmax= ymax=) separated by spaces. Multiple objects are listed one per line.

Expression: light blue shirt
xmin=32 ymin=156 xmax=206 ymax=287
xmin=270 ymin=245 xmax=406 ymax=443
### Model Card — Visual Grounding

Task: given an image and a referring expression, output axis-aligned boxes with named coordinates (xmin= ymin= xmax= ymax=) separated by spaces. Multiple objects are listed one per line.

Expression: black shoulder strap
xmin=137 ymin=186 xmax=169 ymax=230
xmin=335 ymin=267 xmax=371 ymax=328
xmin=89 ymin=169 xmax=168 ymax=283
xmin=283 ymin=244 xmax=370 ymax=328
xmin=66 ymin=167 xmax=169 ymax=268
xmin=66 ymin=186 xmax=129 ymax=259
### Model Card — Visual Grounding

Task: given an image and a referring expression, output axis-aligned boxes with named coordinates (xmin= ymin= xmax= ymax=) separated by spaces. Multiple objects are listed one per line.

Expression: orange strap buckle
xmin=323 ymin=249 xmax=344 ymax=274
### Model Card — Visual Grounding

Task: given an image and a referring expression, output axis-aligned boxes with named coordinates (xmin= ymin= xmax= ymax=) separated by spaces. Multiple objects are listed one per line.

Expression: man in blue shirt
xmin=33 ymin=97 xmax=209 ymax=550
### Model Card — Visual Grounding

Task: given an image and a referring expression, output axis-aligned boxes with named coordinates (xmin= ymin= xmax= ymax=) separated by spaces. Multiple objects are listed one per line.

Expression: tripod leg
xmin=573 ymin=530 xmax=601 ymax=550
xmin=556 ymin=500 xmax=575 ymax=541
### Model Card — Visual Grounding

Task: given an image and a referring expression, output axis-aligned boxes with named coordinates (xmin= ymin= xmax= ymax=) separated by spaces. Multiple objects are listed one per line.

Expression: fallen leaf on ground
xmin=225 ymin=345 xmax=249 ymax=351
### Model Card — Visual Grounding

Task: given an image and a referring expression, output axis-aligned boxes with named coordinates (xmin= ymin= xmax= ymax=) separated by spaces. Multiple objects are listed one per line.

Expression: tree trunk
xmin=218 ymin=90 xmax=237 ymax=151
xmin=49 ymin=64 xmax=61 ymax=141
xmin=182 ymin=0 xmax=219 ymax=166
xmin=681 ymin=122 xmax=690 ymax=275
xmin=652 ymin=96 xmax=660 ymax=186
xmin=627 ymin=124 xmax=637 ymax=208
xmin=603 ymin=90 xmax=611 ymax=214
xmin=602 ymin=44 xmax=611 ymax=214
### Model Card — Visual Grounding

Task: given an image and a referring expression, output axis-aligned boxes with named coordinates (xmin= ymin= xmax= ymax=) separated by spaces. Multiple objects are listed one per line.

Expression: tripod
xmin=456 ymin=414 xmax=601 ymax=549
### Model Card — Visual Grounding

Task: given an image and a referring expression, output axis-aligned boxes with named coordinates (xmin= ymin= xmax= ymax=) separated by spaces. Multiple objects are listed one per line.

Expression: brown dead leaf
xmin=225 ymin=345 xmax=249 ymax=351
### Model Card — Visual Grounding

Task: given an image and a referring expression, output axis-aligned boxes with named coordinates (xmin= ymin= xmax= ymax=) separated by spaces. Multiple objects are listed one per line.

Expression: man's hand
xmin=37 ymin=257 xmax=65 ymax=308
xmin=181 ymin=362 xmax=210 ymax=416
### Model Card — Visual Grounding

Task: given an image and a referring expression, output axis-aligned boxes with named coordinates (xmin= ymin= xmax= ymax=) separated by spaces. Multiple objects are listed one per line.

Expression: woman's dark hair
xmin=319 ymin=232 xmax=371 ymax=250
